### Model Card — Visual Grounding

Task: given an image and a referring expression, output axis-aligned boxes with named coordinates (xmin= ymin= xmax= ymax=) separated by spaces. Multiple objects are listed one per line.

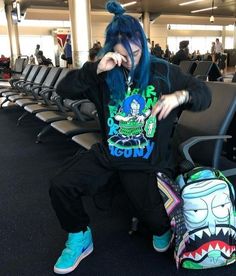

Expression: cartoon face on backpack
xmin=176 ymin=169 xmax=236 ymax=269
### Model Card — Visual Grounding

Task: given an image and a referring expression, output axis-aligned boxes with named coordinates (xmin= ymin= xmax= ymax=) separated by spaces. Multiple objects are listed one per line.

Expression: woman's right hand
xmin=97 ymin=52 xmax=127 ymax=74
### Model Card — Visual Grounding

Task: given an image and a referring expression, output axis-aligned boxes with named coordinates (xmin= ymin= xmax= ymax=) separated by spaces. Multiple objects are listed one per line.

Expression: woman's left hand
xmin=151 ymin=93 xmax=179 ymax=120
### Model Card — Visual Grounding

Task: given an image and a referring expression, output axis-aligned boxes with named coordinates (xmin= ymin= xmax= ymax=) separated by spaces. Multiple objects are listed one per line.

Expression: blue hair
xmin=101 ymin=1 xmax=150 ymax=104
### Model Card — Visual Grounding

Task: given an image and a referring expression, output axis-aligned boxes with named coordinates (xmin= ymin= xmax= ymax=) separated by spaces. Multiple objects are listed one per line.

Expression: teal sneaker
xmin=54 ymin=227 xmax=93 ymax=274
xmin=153 ymin=230 xmax=173 ymax=252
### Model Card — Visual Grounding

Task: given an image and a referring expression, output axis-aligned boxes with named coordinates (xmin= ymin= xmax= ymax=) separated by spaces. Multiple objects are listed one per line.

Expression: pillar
xmin=142 ymin=12 xmax=150 ymax=39
xmin=68 ymin=0 xmax=92 ymax=68
xmin=222 ymin=26 xmax=226 ymax=49
xmin=233 ymin=24 xmax=236 ymax=49
xmin=5 ymin=3 xmax=21 ymax=66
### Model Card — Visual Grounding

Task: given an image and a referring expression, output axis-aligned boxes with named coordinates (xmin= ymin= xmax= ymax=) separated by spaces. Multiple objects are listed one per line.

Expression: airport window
xmin=0 ymin=10 xmax=7 ymax=24
xmin=226 ymin=25 xmax=234 ymax=31
xmin=19 ymin=35 xmax=55 ymax=63
xmin=225 ymin=37 xmax=234 ymax=49
xmin=167 ymin=36 xmax=222 ymax=54
xmin=0 ymin=36 xmax=11 ymax=56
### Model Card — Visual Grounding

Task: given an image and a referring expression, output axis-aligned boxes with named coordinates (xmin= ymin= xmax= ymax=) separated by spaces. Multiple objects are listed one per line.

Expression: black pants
xmin=49 ymin=149 xmax=170 ymax=236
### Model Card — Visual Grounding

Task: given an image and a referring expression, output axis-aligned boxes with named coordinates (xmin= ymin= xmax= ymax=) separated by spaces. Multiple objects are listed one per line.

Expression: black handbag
xmin=61 ymin=53 xmax=66 ymax=60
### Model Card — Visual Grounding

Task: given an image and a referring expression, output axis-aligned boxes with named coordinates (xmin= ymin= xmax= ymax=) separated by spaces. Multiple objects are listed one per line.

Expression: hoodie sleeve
xmin=56 ymin=60 xmax=104 ymax=100
xmin=169 ymin=63 xmax=212 ymax=111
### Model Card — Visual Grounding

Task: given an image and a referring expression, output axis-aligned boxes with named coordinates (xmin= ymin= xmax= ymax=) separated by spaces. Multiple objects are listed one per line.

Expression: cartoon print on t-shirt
xmin=108 ymin=94 xmax=151 ymax=148
xmin=107 ymin=85 xmax=159 ymax=159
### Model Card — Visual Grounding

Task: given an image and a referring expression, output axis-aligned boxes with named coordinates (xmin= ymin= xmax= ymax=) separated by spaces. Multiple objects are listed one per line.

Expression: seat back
xmin=13 ymin=58 xmax=25 ymax=74
xmin=208 ymin=62 xmax=222 ymax=81
xmin=193 ymin=61 xmax=212 ymax=79
xmin=18 ymin=64 xmax=33 ymax=81
xmin=32 ymin=66 xmax=50 ymax=86
xmin=232 ymin=72 xmax=236 ymax=83
xmin=24 ymin=65 xmax=41 ymax=83
xmin=193 ymin=61 xmax=222 ymax=81
xmin=179 ymin=60 xmax=197 ymax=75
xmin=173 ymin=81 xmax=236 ymax=168
xmin=41 ymin=67 xmax=62 ymax=88
xmin=53 ymin=68 xmax=70 ymax=88
xmin=40 ymin=69 xmax=70 ymax=106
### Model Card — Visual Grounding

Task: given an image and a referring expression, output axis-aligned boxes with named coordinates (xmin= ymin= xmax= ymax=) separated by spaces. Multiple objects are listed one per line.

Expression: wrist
xmin=175 ymin=90 xmax=190 ymax=106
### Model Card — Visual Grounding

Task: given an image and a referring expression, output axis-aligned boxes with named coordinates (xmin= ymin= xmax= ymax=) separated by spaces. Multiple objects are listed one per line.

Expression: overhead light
xmin=210 ymin=15 xmax=214 ymax=23
xmin=179 ymin=0 xmax=204 ymax=6
xmin=16 ymin=1 xmax=21 ymax=22
xmin=122 ymin=1 xmax=137 ymax=8
xmin=191 ymin=6 xmax=217 ymax=13
xmin=209 ymin=0 xmax=215 ymax=24
xmin=11 ymin=0 xmax=21 ymax=23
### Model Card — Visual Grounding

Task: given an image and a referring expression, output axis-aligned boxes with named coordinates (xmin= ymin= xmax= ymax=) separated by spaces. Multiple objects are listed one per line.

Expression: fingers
xmin=151 ymin=95 xmax=176 ymax=120
xmin=108 ymin=52 xmax=127 ymax=67
xmin=97 ymin=52 xmax=128 ymax=74
xmin=151 ymin=98 xmax=164 ymax=117
xmin=157 ymin=103 xmax=172 ymax=120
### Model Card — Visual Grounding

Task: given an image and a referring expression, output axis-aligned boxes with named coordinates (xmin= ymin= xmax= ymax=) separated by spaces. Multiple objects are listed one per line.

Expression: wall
xmin=150 ymin=24 xmax=168 ymax=48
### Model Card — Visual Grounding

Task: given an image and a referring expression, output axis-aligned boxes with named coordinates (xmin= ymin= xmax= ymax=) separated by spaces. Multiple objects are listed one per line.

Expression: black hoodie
xmin=56 ymin=58 xmax=211 ymax=175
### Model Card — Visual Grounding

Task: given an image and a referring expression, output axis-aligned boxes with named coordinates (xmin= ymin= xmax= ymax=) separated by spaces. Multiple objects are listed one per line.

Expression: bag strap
xmin=183 ymin=166 xmax=216 ymax=182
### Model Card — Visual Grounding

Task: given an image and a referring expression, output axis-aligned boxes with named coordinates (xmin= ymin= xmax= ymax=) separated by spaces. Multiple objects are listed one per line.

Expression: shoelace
xmin=60 ymin=237 xmax=84 ymax=259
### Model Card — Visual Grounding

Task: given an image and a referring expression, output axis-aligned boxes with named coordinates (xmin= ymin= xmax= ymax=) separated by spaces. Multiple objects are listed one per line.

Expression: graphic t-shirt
xmin=107 ymin=85 xmax=159 ymax=161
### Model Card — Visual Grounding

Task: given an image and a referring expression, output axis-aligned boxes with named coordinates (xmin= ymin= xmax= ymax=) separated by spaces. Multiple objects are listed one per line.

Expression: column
xmin=142 ymin=12 xmax=150 ymax=39
xmin=5 ymin=3 xmax=21 ymax=66
xmin=222 ymin=26 xmax=226 ymax=49
xmin=233 ymin=24 xmax=236 ymax=49
xmin=68 ymin=0 xmax=92 ymax=68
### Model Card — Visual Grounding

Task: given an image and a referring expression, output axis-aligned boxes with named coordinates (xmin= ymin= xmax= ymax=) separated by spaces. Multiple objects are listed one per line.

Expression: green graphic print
xmin=107 ymin=85 xmax=159 ymax=159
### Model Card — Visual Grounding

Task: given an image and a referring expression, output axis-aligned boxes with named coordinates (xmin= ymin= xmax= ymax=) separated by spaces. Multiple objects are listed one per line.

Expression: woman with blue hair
xmin=50 ymin=1 xmax=211 ymax=274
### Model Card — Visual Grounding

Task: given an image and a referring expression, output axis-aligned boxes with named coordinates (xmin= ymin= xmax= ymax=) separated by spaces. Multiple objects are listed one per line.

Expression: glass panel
xmin=19 ymin=35 xmax=55 ymax=64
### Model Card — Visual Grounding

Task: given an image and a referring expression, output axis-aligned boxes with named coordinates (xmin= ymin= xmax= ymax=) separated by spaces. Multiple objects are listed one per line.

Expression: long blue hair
xmin=100 ymin=1 xmax=150 ymax=104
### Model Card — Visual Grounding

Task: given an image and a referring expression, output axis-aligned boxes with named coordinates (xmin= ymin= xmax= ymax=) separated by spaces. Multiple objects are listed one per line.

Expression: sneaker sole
xmin=53 ymin=244 xmax=94 ymax=274
xmin=153 ymin=234 xmax=174 ymax=253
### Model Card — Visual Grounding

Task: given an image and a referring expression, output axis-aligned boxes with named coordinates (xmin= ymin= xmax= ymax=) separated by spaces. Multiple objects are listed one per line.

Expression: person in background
xmin=37 ymin=50 xmax=53 ymax=66
xmin=211 ymin=41 xmax=216 ymax=62
xmin=93 ymin=41 xmax=102 ymax=50
xmin=171 ymin=40 xmax=190 ymax=65
xmin=88 ymin=48 xmax=99 ymax=62
xmin=89 ymin=41 xmax=103 ymax=62
xmin=34 ymin=44 xmax=40 ymax=61
xmin=152 ymin=43 xmax=164 ymax=58
xmin=64 ymin=39 xmax=73 ymax=68
xmin=164 ymin=45 xmax=171 ymax=61
xmin=49 ymin=1 xmax=211 ymax=274
xmin=147 ymin=38 xmax=152 ymax=53
xmin=29 ymin=55 xmax=36 ymax=65
xmin=215 ymin=38 xmax=224 ymax=63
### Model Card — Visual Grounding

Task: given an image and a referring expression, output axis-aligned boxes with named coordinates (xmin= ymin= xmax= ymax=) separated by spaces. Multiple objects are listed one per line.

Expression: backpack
xmin=174 ymin=167 xmax=236 ymax=269
xmin=157 ymin=168 xmax=236 ymax=270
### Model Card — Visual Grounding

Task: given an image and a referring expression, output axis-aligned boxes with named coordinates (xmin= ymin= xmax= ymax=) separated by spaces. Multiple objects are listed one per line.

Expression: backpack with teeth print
xmin=174 ymin=166 xmax=236 ymax=269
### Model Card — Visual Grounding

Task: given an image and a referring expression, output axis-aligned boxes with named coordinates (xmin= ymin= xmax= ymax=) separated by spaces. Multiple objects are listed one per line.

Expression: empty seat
xmin=50 ymin=99 xmax=99 ymax=136
xmin=12 ymin=66 xmax=51 ymax=106
xmin=179 ymin=60 xmax=197 ymax=75
xmin=173 ymin=81 xmax=236 ymax=177
xmin=193 ymin=61 xmax=222 ymax=81
xmin=72 ymin=132 xmax=102 ymax=149
xmin=21 ymin=67 xmax=62 ymax=110
xmin=0 ymin=65 xmax=41 ymax=108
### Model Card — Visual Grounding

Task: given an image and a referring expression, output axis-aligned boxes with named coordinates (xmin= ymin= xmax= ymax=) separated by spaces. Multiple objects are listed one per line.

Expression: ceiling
xmin=2 ymin=0 xmax=236 ymax=24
